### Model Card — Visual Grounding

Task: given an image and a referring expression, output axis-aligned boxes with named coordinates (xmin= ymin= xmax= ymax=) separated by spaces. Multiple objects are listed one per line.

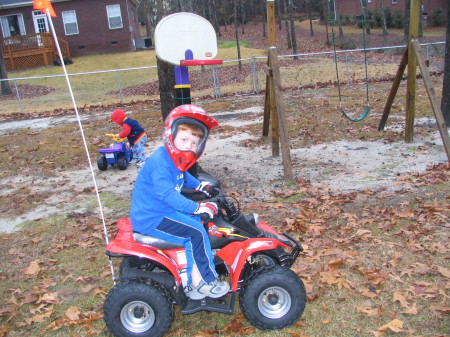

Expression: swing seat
xmin=340 ymin=106 xmax=371 ymax=122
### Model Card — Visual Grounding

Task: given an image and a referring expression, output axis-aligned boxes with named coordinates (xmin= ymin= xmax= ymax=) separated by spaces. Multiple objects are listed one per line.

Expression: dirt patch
xmin=0 ymin=104 xmax=447 ymax=233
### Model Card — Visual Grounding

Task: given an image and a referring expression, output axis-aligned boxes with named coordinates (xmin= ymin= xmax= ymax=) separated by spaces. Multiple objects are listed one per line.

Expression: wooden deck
xmin=0 ymin=33 xmax=71 ymax=71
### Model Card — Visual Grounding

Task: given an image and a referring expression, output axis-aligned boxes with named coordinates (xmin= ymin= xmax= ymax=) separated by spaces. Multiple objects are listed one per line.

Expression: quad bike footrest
xmin=181 ymin=292 xmax=237 ymax=315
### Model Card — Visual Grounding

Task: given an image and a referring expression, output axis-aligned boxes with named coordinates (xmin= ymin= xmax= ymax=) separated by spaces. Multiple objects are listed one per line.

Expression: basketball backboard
xmin=155 ymin=12 xmax=219 ymax=66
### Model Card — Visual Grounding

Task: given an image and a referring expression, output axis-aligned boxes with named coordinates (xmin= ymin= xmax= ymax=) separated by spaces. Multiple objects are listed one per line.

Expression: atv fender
xmin=106 ymin=218 xmax=181 ymax=285
xmin=216 ymin=238 xmax=291 ymax=291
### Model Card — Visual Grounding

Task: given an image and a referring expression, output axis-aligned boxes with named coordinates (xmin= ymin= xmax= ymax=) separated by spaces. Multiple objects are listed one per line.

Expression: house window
xmin=392 ymin=0 xmax=397 ymax=4
xmin=0 ymin=14 xmax=26 ymax=37
xmin=62 ymin=11 xmax=79 ymax=35
xmin=106 ymin=5 xmax=123 ymax=29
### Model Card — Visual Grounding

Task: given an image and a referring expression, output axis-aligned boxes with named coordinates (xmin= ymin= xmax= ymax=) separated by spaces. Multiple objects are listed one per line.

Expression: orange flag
xmin=33 ymin=0 xmax=56 ymax=17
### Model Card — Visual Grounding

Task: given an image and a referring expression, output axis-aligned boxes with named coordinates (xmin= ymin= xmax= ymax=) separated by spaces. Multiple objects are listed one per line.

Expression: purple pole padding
xmin=174 ymin=49 xmax=194 ymax=85
xmin=174 ymin=66 xmax=190 ymax=85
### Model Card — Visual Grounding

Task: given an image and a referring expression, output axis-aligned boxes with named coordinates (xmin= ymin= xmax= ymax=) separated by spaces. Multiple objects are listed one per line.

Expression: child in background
xmin=111 ymin=109 xmax=147 ymax=168
xmin=130 ymin=104 xmax=229 ymax=300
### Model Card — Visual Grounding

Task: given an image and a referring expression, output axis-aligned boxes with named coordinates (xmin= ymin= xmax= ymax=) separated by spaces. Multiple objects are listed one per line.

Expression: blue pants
xmin=150 ymin=211 xmax=217 ymax=285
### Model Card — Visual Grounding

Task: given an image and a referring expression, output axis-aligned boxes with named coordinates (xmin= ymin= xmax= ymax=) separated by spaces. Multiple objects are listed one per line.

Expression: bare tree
xmin=321 ymin=0 xmax=330 ymax=45
xmin=260 ymin=0 xmax=266 ymax=38
xmin=442 ymin=6 xmax=450 ymax=126
xmin=288 ymin=0 xmax=298 ymax=58
xmin=379 ymin=0 xmax=388 ymax=37
xmin=283 ymin=0 xmax=292 ymax=49
xmin=360 ymin=0 xmax=370 ymax=34
xmin=335 ymin=0 xmax=344 ymax=37
xmin=0 ymin=48 xmax=12 ymax=96
xmin=404 ymin=0 xmax=410 ymax=41
xmin=307 ymin=0 xmax=314 ymax=36
xmin=234 ymin=0 xmax=242 ymax=71
xmin=240 ymin=0 xmax=246 ymax=34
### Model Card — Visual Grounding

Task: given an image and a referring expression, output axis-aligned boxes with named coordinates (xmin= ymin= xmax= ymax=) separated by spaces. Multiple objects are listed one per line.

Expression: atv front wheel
xmin=97 ymin=156 xmax=107 ymax=171
xmin=104 ymin=279 xmax=173 ymax=337
xmin=239 ymin=265 xmax=306 ymax=330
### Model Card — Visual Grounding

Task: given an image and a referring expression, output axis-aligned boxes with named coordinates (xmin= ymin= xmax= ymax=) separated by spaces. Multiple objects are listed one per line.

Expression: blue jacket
xmin=130 ymin=146 xmax=200 ymax=234
xmin=122 ymin=118 xmax=146 ymax=145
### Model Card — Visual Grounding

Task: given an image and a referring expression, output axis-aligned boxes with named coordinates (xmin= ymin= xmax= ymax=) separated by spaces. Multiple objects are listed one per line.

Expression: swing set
xmin=328 ymin=0 xmax=371 ymax=122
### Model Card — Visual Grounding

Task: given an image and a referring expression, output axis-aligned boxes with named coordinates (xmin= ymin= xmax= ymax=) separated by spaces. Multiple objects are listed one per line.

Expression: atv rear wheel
xmin=104 ymin=279 xmax=173 ymax=337
xmin=239 ymin=265 xmax=306 ymax=330
xmin=117 ymin=154 xmax=128 ymax=170
xmin=97 ymin=156 xmax=107 ymax=171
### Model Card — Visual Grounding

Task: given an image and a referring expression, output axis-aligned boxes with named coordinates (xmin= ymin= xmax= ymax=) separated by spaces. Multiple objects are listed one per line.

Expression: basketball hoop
xmin=155 ymin=12 xmax=221 ymax=106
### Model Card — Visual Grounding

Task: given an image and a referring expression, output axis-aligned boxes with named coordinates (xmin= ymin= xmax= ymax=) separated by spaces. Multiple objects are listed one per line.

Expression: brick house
xmin=0 ymin=0 xmax=141 ymax=57
xmin=334 ymin=0 xmax=448 ymax=23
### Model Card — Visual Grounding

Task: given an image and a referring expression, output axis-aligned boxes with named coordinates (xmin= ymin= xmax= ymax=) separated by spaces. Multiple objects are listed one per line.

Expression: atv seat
xmin=133 ymin=232 xmax=184 ymax=250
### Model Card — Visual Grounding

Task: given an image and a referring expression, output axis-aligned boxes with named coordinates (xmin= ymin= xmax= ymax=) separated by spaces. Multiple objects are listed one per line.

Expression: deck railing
xmin=0 ymin=32 xmax=70 ymax=71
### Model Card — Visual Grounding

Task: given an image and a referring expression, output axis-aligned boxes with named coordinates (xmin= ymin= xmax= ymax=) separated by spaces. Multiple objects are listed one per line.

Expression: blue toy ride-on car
xmin=97 ymin=134 xmax=133 ymax=171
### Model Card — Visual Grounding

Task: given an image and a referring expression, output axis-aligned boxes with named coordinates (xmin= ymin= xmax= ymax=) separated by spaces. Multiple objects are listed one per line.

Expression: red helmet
xmin=163 ymin=105 xmax=219 ymax=171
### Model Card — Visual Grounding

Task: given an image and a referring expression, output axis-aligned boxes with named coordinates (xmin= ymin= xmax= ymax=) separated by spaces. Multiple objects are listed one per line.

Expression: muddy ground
xmin=0 ymin=99 xmax=447 ymax=233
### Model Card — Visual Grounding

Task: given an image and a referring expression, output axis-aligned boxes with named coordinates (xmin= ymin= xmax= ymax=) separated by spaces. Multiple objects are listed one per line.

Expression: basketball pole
xmin=377 ymin=0 xmax=450 ymax=161
xmin=262 ymin=0 xmax=294 ymax=180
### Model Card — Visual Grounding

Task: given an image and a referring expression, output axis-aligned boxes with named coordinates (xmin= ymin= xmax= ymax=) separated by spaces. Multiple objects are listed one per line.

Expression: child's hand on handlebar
xmin=194 ymin=202 xmax=218 ymax=220
xmin=196 ymin=181 xmax=214 ymax=197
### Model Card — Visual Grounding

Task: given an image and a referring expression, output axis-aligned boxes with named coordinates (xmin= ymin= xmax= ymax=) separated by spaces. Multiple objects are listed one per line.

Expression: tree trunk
xmin=309 ymin=0 xmax=314 ymax=36
xmin=419 ymin=0 xmax=423 ymax=37
xmin=361 ymin=0 xmax=370 ymax=35
xmin=234 ymin=0 xmax=242 ymax=71
xmin=322 ymin=0 xmax=330 ymax=45
xmin=277 ymin=0 xmax=283 ymax=30
xmin=404 ymin=0 xmax=410 ymax=41
xmin=0 ymin=48 xmax=12 ymax=96
xmin=240 ymin=0 xmax=245 ymax=34
xmin=379 ymin=0 xmax=388 ymax=37
xmin=261 ymin=0 xmax=266 ymax=38
xmin=288 ymin=0 xmax=298 ymax=59
xmin=156 ymin=57 xmax=176 ymax=120
xmin=210 ymin=0 xmax=220 ymax=37
xmin=283 ymin=1 xmax=292 ymax=49
xmin=441 ymin=6 xmax=450 ymax=126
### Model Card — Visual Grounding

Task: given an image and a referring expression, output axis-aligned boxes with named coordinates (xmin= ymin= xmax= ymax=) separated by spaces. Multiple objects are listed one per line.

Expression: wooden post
xmin=267 ymin=0 xmax=276 ymax=47
xmin=269 ymin=47 xmax=293 ymax=179
xmin=261 ymin=0 xmax=294 ymax=180
xmin=263 ymin=0 xmax=276 ymax=138
xmin=405 ymin=0 xmax=420 ymax=142
xmin=412 ymin=41 xmax=450 ymax=161
xmin=378 ymin=49 xmax=408 ymax=131
xmin=378 ymin=0 xmax=449 ymax=162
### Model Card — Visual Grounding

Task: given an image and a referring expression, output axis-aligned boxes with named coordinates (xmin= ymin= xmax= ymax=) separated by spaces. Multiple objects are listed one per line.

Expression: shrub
xmin=384 ymin=7 xmax=404 ymax=28
xmin=391 ymin=9 xmax=404 ymax=28
xmin=428 ymin=9 xmax=446 ymax=27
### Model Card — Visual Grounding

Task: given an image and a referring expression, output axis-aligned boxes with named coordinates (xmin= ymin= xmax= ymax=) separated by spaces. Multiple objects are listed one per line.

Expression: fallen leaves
xmin=24 ymin=259 xmax=42 ymax=276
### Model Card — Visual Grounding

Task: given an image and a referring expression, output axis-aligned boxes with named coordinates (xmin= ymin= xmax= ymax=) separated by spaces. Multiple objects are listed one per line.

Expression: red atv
xmin=103 ymin=188 xmax=306 ymax=337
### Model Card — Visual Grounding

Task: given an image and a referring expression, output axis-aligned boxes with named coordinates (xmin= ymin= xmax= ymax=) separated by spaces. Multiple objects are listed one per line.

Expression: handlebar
xmin=105 ymin=133 xmax=126 ymax=143
xmin=201 ymin=187 xmax=240 ymax=222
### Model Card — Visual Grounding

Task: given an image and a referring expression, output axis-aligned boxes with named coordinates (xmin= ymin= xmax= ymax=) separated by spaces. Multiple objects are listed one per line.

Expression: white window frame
xmin=391 ymin=0 xmax=398 ymax=4
xmin=106 ymin=4 xmax=123 ymax=29
xmin=62 ymin=10 xmax=79 ymax=35
xmin=0 ymin=13 xmax=26 ymax=38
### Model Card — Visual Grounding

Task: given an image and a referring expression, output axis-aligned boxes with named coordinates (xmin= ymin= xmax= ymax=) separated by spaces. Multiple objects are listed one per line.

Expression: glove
xmin=194 ymin=202 xmax=218 ymax=219
xmin=196 ymin=181 xmax=213 ymax=197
